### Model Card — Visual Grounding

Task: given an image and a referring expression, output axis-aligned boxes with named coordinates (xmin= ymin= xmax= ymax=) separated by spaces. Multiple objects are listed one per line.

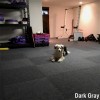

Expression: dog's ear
xmin=64 ymin=46 xmax=68 ymax=55
xmin=54 ymin=46 xmax=57 ymax=49
xmin=61 ymin=45 xmax=64 ymax=49
xmin=64 ymin=46 xmax=67 ymax=51
xmin=54 ymin=44 xmax=58 ymax=49
xmin=54 ymin=45 xmax=57 ymax=49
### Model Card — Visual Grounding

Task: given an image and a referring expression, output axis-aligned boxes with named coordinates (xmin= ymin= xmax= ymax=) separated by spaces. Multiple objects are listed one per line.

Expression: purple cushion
xmin=0 ymin=15 xmax=4 ymax=21
xmin=5 ymin=19 xmax=18 ymax=22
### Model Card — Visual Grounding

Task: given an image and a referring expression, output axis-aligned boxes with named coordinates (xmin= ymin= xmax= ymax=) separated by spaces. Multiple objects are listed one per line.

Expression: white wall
xmin=79 ymin=1 xmax=100 ymax=38
xmin=48 ymin=6 xmax=80 ymax=38
xmin=65 ymin=8 xmax=74 ymax=38
xmin=43 ymin=0 xmax=100 ymax=39
xmin=29 ymin=0 xmax=43 ymax=33
xmin=49 ymin=6 xmax=65 ymax=38
xmin=65 ymin=1 xmax=100 ymax=39
xmin=73 ymin=7 xmax=79 ymax=28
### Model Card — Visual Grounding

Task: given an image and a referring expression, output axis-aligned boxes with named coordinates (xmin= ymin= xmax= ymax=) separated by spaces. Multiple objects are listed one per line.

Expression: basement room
xmin=0 ymin=0 xmax=100 ymax=100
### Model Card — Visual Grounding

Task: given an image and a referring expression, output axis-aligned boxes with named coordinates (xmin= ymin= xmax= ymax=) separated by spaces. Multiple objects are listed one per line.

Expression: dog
xmin=50 ymin=44 xmax=70 ymax=62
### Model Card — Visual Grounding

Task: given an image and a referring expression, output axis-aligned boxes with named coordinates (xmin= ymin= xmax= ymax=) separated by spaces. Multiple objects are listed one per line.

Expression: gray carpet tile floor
xmin=48 ymin=69 xmax=100 ymax=99
xmin=0 ymin=59 xmax=34 ymax=70
xmin=4 ymin=78 xmax=65 ymax=100
xmin=1 ymin=66 xmax=45 ymax=85
xmin=0 ymin=39 xmax=100 ymax=100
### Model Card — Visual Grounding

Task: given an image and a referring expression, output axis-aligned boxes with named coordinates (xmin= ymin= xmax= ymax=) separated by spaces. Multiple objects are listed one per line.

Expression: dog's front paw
xmin=51 ymin=59 xmax=55 ymax=62
xmin=58 ymin=57 xmax=65 ymax=63
xmin=50 ymin=57 xmax=55 ymax=62
xmin=58 ymin=60 xmax=62 ymax=63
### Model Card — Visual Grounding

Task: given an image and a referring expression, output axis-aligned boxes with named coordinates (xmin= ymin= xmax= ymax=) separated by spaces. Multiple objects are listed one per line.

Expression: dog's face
xmin=54 ymin=44 xmax=64 ymax=53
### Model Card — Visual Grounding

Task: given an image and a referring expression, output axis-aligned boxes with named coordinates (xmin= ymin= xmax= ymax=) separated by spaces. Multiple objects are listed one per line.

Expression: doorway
xmin=42 ymin=7 xmax=49 ymax=33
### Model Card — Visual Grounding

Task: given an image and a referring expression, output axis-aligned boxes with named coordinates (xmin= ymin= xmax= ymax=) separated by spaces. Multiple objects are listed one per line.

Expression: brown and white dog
xmin=50 ymin=44 xmax=70 ymax=62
